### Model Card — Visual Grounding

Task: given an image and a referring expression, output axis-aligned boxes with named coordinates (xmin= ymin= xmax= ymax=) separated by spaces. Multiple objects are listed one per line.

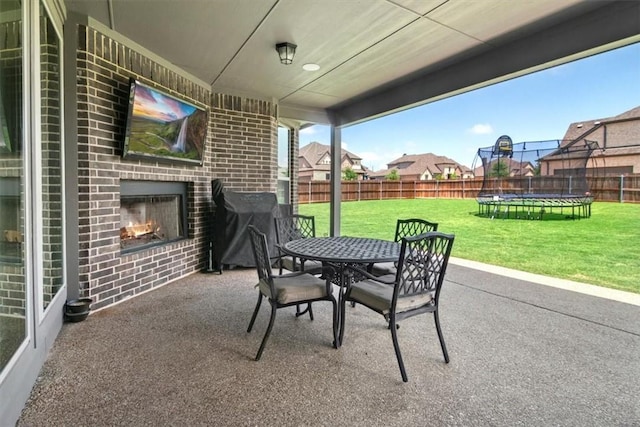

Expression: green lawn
xmin=298 ymin=199 xmax=640 ymax=294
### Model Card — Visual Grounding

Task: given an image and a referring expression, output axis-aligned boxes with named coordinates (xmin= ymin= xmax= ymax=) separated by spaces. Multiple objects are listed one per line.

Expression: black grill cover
xmin=212 ymin=189 xmax=279 ymax=268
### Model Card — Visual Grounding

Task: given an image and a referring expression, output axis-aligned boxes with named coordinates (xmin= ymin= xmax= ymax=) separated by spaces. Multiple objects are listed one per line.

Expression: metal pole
xmin=569 ymin=175 xmax=572 ymax=194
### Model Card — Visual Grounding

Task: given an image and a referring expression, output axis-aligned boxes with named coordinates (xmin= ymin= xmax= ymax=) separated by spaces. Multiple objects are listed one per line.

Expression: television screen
xmin=122 ymin=79 xmax=208 ymax=165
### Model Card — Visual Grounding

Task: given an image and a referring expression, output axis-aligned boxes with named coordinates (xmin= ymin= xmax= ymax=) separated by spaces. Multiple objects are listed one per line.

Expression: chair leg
xmin=434 ymin=309 xmax=449 ymax=363
xmin=295 ymin=303 xmax=313 ymax=319
xmin=390 ymin=317 xmax=408 ymax=382
xmin=247 ymin=293 xmax=263 ymax=333
xmin=255 ymin=302 xmax=277 ymax=361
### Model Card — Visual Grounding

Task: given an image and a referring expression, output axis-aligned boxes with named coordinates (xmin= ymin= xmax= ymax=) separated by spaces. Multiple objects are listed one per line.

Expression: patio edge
xmin=449 ymin=257 xmax=640 ymax=307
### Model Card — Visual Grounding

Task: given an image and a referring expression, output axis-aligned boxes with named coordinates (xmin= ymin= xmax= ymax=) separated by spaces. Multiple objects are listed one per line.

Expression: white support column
xmin=329 ymin=126 xmax=341 ymax=236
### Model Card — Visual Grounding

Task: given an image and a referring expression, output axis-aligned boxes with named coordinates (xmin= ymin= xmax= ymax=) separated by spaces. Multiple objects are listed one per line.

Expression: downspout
xmin=107 ymin=0 xmax=115 ymax=30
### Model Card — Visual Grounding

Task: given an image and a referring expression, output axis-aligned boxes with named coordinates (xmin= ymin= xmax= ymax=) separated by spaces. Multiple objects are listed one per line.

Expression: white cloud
xmin=299 ymin=127 xmax=316 ymax=135
xmin=404 ymin=140 xmax=419 ymax=151
xmin=359 ymin=150 xmax=402 ymax=172
xmin=469 ymin=123 xmax=493 ymax=135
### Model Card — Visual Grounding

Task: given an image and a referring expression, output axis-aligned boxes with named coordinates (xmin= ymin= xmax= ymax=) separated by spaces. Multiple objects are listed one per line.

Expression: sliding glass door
xmin=0 ymin=0 xmax=27 ymax=376
xmin=0 ymin=1 xmax=65 ymax=422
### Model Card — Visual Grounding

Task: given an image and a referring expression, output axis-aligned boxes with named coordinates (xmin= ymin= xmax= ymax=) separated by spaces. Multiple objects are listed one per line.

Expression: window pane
xmin=40 ymin=2 xmax=64 ymax=310
xmin=277 ymin=126 xmax=290 ymax=204
xmin=0 ymin=0 xmax=26 ymax=373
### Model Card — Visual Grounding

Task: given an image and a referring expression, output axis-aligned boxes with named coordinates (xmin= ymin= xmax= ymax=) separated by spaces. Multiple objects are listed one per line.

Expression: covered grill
xmin=211 ymin=180 xmax=280 ymax=269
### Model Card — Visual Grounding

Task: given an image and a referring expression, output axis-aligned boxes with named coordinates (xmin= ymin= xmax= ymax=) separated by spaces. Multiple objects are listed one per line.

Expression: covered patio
xmin=18 ymin=261 xmax=640 ymax=425
xmin=2 ymin=1 xmax=640 ymax=423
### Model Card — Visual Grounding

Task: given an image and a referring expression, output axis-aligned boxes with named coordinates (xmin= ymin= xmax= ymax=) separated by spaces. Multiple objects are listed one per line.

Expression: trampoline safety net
xmin=474 ymin=137 xmax=601 ymax=220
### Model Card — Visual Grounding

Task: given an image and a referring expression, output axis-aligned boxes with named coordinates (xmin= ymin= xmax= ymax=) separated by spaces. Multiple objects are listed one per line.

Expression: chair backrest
xmin=274 ymin=214 xmax=315 ymax=245
xmin=393 ymin=232 xmax=454 ymax=307
xmin=394 ymin=218 xmax=438 ymax=242
xmin=248 ymin=225 xmax=274 ymax=287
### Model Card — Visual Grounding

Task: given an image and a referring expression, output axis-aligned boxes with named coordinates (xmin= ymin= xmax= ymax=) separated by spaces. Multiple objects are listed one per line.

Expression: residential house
xmin=369 ymin=153 xmax=473 ymax=181
xmin=540 ymin=105 xmax=640 ymax=176
xmin=299 ymin=142 xmax=369 ymax=181
xmin=473 ymin=158 xmax=536 ymax=178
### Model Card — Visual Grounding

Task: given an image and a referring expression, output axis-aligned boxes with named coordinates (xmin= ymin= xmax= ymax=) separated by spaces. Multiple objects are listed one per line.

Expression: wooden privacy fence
xmin=298 ymin=175 xmax=640 ymax=204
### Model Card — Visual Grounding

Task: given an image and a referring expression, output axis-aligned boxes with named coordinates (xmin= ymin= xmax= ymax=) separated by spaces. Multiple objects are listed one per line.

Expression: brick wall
xmin=76 ymin=26 xmax=278 ymax=310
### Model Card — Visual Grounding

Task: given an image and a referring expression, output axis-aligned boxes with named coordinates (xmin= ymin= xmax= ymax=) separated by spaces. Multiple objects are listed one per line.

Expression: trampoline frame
xmin=477 ymin=194 xmax=593 ymax=220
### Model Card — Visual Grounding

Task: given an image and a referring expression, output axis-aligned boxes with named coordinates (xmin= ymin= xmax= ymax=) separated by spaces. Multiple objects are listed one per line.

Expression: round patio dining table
xmin=281 ymin=236 xmax=400 ymax=348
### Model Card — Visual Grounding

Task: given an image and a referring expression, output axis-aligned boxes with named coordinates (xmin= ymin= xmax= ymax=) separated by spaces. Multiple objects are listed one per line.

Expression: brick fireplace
xmin=119 ymin=181 xmax=189 ymax=254
xmin=72 ymin=23 xmax=282 ymax=310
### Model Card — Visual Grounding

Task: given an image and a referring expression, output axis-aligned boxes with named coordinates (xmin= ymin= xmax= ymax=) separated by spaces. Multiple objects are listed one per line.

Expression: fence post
xmin=358 ymin=181 xmax=361 ymax=202
xmin=308 ymin=181 xmax=311 ymax=204
xmin=400 ymin=180 xmax=403 ymax=199
xmin=380 ymin=180 xmax=383 ymax=200
xmin=414 ymin=181 xmax=417 ymax=199
xmin=436 ymin=180 xmax=439 ymax=198
xmin=462 ymin=178 xmax=465 ymax=199
xmin=620 ymin=175 xmax=624 ymax=203
xmin=528 ymin=176 xmax=532 ymax=194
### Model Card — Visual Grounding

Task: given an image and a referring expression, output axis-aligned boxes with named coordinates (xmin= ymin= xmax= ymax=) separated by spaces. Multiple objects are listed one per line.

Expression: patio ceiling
xmin=64 ymin=0 xmax=640 ymax=127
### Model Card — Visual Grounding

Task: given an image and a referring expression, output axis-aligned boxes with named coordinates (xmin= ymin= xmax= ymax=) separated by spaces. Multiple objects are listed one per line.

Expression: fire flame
xmin=120 ymin=221 xmax=157 ymax=240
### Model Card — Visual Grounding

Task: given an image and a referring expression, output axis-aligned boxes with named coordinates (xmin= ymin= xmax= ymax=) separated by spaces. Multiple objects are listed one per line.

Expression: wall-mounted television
xmin=122 ymin=79 xmax=208 ymax=166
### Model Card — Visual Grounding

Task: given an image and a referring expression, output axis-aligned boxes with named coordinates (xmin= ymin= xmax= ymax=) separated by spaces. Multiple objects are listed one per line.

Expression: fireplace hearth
xmin=120 ymin=181 xmax=189 ymax=254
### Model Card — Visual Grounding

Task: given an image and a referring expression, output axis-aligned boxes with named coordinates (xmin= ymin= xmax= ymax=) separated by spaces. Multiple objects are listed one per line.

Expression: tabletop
xmin=281 ymin=236 xmax=399 ymax=264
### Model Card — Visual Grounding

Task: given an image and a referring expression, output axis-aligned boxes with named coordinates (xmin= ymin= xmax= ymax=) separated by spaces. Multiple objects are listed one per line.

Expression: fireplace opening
xmin=120 ymin=181 xmax=189 ymax=254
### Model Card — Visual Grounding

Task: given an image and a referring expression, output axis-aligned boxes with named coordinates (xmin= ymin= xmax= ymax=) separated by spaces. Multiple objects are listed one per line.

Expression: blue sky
xmin=299 ymin=42 xmax=640 ymax=171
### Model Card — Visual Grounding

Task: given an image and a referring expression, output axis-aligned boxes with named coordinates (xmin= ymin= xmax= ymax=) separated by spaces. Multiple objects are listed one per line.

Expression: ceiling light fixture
xmin=276 ymin=42 xmax=297 ymax=65
xmin=302 ymin=63 xmax=320 ymax=71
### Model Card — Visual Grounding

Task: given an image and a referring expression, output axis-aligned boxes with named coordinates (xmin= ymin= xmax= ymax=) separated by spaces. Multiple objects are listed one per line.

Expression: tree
xmin=385 ymin=169 xmax=400 ymax=180
xmin=342 ymin=167 xmax=358 ymax=181
xmin=490 ymin=160 xmax=510 ymax=178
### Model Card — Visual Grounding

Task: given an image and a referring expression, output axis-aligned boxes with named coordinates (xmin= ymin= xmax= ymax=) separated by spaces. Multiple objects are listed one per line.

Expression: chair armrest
xmin=275 ymin=270 xmax=313 ymax=279
xmin=343 ymin=264 xmax=395 ymax=285
xmin=274 ymin=264 xmax=334 ymax=279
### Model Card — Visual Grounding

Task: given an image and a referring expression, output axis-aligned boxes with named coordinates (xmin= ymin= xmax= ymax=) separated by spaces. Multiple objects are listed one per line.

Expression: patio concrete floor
xmin=17 ymin=261 xmax=640 ymax=426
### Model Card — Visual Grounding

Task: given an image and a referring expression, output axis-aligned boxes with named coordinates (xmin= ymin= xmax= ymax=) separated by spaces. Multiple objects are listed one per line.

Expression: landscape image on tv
xmin=123 ymin=79 xmax=208 ymax=165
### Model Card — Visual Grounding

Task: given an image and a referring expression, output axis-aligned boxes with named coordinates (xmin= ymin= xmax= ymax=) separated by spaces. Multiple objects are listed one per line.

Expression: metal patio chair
xmin=342 ymin=231 xmax=455 ymax=382
xmin=369 ymin=218 xmax=438 ymax=277
xmin=274 ymin=214 xmax=323 ymax=317
xmin=247 ymin=225 xmax=337 ymax=361
xmin=274 ymin=214 xmax=320 ymax=274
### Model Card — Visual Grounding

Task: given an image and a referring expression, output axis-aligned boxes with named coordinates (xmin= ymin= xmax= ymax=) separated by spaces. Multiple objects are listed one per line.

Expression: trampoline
xmin=474 ymin=136 xmax=601 ymax=220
